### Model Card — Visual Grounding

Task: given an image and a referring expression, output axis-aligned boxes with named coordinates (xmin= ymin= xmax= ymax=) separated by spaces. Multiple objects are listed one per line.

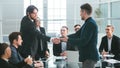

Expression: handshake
xmin=52 ymin=36 xmax=68 ymax=44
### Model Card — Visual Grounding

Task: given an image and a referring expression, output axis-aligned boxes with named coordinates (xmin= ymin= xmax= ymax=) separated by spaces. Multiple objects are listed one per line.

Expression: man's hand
xmin=60 ymin=51 xmax=67 ymax=56
xmin=45 ymin=51 xmax=50 ymax=58
xmin=101 ymin=50 xmax=108 ymax=59
xmin=34 ymin=61 xmax=44 ymax=68
xmin=60 ymin=36 xmax=68 ymax=42
xmin=52 ymin=38 xmax=60 ymax=44
xmin=24 ymin=55 xmax=33 ymax=65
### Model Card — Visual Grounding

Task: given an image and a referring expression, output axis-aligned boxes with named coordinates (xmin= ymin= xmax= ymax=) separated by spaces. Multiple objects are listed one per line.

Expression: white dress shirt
xmin=107 ymin=37 xmax=112 ymax=52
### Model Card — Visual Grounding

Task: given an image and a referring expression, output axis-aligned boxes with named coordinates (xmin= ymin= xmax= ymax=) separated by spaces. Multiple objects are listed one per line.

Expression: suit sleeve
xmin=112 ymin=37 xmax=120 ymax=55
xmin=53 ymin=44 xmax=61 ymax=56
xmin=68 ymin=22 xmax=96 ymax=47
xmin=99 ymin=37 xmax=104 ymax=54
xmin=20 ymin=17 xmax=51 ymax=42
xmin=42 ymin=27 xmax=49 ymax=52
xmin=9 ymin=47 xmax=29 ymax=68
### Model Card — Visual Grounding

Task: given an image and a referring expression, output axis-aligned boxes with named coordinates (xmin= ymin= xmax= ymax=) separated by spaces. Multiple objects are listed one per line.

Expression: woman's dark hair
xmin=80 ymin=3 xmax=92 ymax=15
xmin=26 ymin=5 xmax=38 ymax=15
xmin=0 ymin=43 xmax=9 ymax=57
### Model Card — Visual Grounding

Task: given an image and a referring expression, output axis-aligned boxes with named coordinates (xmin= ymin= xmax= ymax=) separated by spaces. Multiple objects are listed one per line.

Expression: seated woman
xmin=0 ymin=43 xmax=17 ymax=68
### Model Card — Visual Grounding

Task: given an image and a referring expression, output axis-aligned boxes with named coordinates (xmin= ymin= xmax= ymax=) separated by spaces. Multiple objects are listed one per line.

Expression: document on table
xmin=104 ymin=59 xmax=120 ymax=64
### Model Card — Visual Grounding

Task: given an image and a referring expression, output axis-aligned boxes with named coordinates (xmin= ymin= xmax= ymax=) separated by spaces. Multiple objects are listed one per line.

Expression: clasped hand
xmin=52 ymin=36 xmax=68 ymax=44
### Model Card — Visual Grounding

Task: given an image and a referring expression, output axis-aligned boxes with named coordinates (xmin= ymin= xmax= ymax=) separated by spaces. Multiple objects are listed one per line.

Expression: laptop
xmin=66 ymin=50 xmax=81 ymax=68
xmin=66 ymin=50 xmax=79 ymax=62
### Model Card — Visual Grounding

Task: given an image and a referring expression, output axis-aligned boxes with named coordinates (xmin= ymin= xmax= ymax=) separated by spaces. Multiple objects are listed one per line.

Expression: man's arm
xmin=61 ymin=22 xmax=96 ymax=47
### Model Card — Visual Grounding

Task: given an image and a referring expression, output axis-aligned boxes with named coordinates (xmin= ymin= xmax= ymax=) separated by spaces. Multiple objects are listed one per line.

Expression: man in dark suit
xmin=19 ymin=5 xmax=51 ymax=59
xmin=34 ymin=17 xmax=50 ymax=60
xmin=9 ymin=32 xmax=44 ymax=68
xmin=0 ymin=43 xmax=17 ymax=68
xmin=60 ymin=3 xmax=99 ymax=68
xmin=99 ymin=25 xmax=120 ymax=68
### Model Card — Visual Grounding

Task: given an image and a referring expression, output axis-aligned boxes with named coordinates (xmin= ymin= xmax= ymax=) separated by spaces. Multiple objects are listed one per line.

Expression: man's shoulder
xmin=113 ymin=35 xmax=120 ymax=40
xmin=21 ymin=16 xmax=29 ymax=22
xmin=22 ymin=16 xmax=27 ymax=19
xmin=10 ymin=45 xmax=17 ymax=52
xmin=40 ymin=27 xmax=45 ymax=29
xmin=102 ymin=36 xmax=107 ymax=39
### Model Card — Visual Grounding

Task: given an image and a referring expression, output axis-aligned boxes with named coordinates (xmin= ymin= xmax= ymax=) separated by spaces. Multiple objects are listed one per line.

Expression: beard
xmin=81 ymin=17 xmax=84 ymax=20
xmin=29 ymin=15 xmax=37 ymax=20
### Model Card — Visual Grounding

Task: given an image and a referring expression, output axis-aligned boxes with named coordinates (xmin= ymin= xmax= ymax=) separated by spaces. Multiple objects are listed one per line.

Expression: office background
xmin=0 ymin=0 xmax=120 ymax=49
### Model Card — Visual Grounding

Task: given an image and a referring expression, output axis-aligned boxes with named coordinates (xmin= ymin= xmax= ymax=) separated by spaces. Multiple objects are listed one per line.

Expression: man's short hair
xmin=26 ymin=5 xmax=38 ymax=15
xmin=74 ymin=24 xmax=81 ymax=28
xmin=9 ymin=32 xmax=21 ymax=44
xmin=0 ymin=43 xmax=9 ymax=57
xmin=107 ymin=25 xmax=114 ymax=30
xmin=62 ymin=26 xmax=68 ymax=30
xmin=80 ymin=3 xmax=92 ymax=15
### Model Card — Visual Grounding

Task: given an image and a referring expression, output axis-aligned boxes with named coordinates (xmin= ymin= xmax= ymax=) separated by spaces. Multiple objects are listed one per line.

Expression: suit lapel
xmin=105 ymin=36 xmax=109 ymax=51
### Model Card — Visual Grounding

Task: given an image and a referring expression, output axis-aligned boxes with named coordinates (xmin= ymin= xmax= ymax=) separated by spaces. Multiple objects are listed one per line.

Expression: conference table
xmin=41 ymin=55 xmax=120 ymax=68
xmin=100 ymin=54 xmax=120 ymax=68
xmin=41 ymin=56 xmax=80 ymax=68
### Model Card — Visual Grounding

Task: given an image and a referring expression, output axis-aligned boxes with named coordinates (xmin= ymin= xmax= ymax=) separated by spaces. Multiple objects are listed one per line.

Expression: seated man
xmin=35 ymin=17 xmax=50 ymax=60
xmin=74 ymin=24 xmax=81 ymax=32
xmin=9 ymin=32 xmax=43 ymax=68
xmin=0 ymin=43 xmax=17 ymax=68
xmin=99 ymin=25 xmax=120 ymax=68
xmin=53 ymin=26 xmax=76 ymax=56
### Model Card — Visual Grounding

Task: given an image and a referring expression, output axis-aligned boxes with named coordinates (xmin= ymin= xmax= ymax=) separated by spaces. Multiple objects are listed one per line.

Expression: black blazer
xmin=99 ymin=35 xmax=120 ymax=60
xmin=67 ymin=17 xmax=99 ymax=62
xmin=35 ymin=27 xmax=49 ymax=60
xmin=9 ymin=45 xmax=32 ymax=68
xmin=0 ymin=58 xmax=17 ymax=68
xmin=53 ymin=42 xmax=76 ymax=56
xmin=19 ymin=16 xmax=50 ymax=58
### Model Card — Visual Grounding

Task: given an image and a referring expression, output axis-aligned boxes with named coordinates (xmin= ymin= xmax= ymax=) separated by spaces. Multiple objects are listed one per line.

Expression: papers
xmin=55 ymin=56 xmax=67 ymax=60
xmin=103 ymin=54 xmax=114 ymax=57
xmin=104 ymin=59 xmax=120 ymax=64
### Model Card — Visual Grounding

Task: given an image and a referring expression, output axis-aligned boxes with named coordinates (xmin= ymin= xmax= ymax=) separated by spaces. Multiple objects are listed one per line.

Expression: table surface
xmin=41 ymin=56 xmax=80 ymax=68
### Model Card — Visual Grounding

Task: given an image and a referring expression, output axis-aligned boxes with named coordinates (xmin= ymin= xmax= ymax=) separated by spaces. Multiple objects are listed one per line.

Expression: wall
xmin=66 ymin=0 xmax=99 ymax=34
xmin=0 ymin=0 xmax=24 ymax=42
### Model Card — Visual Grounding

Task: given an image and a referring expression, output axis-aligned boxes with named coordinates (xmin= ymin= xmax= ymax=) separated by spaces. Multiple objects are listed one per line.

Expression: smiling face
xmin=35 ymin=18 xmax=41 ymax=27
xmin=105 ymin=26 xmax=114 ymax=38
xmin=16 ymin=35 xmax=23 ymax=46
xmin=28 ymin=9 xmax=38 ymax=20
xmin=60 ymin=27 xmax=68 ymax=37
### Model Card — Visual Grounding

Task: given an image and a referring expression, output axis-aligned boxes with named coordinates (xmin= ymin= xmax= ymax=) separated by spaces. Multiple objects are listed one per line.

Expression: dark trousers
xmin=82 ymin=59 xmax=97 ymax=68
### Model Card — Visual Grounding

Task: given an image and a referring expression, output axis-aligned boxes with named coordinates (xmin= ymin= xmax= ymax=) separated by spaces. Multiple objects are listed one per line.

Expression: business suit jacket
xmin=19 ymin=16 xmax=50 ymax=58
xmin=35 ymin=27 xmax=49 ymax=60
xmin=68 ymin=17 xmax=99 ymax=62
xmin=99 ymin=35 xmax=120 ymax=60
xmin=0 ymin=58 xmax=17 ymax=68
xmin=53 ymin=42 xmax=75 ymax=56
xmin=9 ymin=45 xmax=33 ymax=68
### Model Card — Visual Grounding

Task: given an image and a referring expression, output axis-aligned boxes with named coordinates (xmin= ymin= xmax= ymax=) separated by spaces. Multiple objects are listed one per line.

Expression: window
xmin=47 ymin=0 xmax=66 ymax=33
xmin=24 ymin=0 xmax=43 ymax=26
